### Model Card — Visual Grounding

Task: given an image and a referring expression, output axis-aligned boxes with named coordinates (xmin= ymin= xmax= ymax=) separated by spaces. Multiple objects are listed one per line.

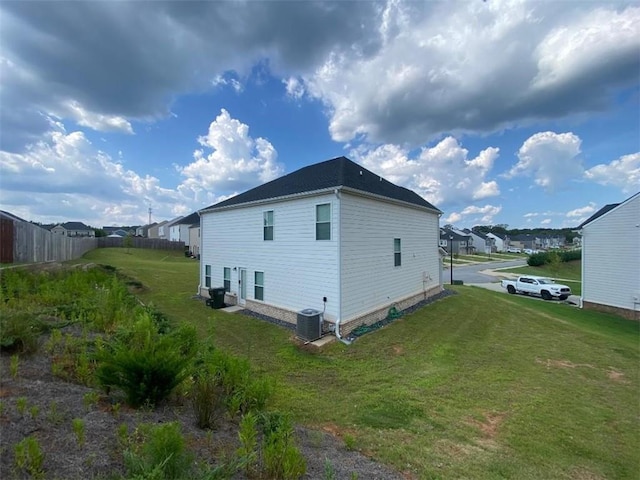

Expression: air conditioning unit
xmin=296 ymin=308 xmax=322 ymax=342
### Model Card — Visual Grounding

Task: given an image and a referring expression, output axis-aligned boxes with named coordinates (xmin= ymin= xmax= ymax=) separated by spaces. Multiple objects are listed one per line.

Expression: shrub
xmin=527 ymin=252 xmax=548 ymax=267
xmin=260 ymin=411 xmax=306 ymax=480
xmin=0 ymin=311 xmax=41 ymax=354
xmin=95 ymin=314 xmax=194 ymax=408
xmin=560 ymin=249 xmax=581 ymax=262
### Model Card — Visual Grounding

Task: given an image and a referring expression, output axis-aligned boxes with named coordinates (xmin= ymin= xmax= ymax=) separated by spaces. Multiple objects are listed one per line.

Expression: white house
xmin=50 ymin=222 xmax=95 ymax=237
xmin=169 ymin=212 xmax=199 ymax=245
xmin=160 ymin=216 xmax=183 ymax=240
xmin=577 ymin=192 xmax=640 ymax=320
xmin=198 ymin=156 xmax=443 ymax=339
xmin=188 ymin=223 xmax=200 ymax=257
xmin=486 ymin=232 xmax=507 ymax=252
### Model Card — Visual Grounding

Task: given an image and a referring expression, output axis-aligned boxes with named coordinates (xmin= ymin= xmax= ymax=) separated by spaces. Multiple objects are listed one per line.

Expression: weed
xmin=14 ymin=436 xmax=44 ymax=479
xmin=10 ymin=354 xmax=19 ymax=378
xmin=29 ymin=405 xmax=40 ymax=420
xmin=124 ymin=422 xmax=193 ymax=479
xmin=47 ymin=401 xmax=65 ymax=425
xmin=260 ymin=411 xmax=306 ymax=479
xmin=350 ymin=473 xmax=359 ymax=480
xmin=343 ymin=433 xmax=356 ymax=451
xmin=237 ymin=411 xmax=258 ymax=477
xmin=191 ymin=373 xmax=223 ymax=429
xmin=0 ymin=400 xmax=4 ymax=416
xmin=16 ymin=397 xmax=27 ymax=416
xmin=72 ymin=418 xmax=86 ymax=446
xmin=112 ymin=402 xmax=122 ymax=418
xmin=324 ymin=458 xmax=336 ymax=480
xmin=0 ymin=311 xmax=40 ymax=354
xmin=83 ymin=391 xmax=100 ymax=411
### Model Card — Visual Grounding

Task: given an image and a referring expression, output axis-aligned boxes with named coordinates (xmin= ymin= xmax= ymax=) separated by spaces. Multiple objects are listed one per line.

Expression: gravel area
xmin=0 ymin=334 xmax=406 ymax=480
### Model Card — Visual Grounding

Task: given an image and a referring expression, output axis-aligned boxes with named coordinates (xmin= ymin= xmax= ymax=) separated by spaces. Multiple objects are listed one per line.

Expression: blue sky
xmin=1 ymin=1 xmax=638 ymax=230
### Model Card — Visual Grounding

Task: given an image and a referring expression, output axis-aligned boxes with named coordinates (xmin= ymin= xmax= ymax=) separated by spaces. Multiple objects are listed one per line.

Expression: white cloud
xmin=351 ymin=136 xmax=500 ymax=208
xmin=64 ymin=101 xmax=134 ymax=134
xmin=177 ymin=109 xmax=284 ymax=199
xmin=540 ymin=218 xmax=552 ymax=225
xmin=584 ymin=152 xmax=640 ymax=193
xmin=445 ymin=204 xmax=502 ymax=225
xmin=284 ymin=77 xmax=305 ymax=100
xmin=507 ymin=131 xmax=583 ymax=191
xmin=303 ymin=2 xmax=640 ymax=145
xmin=566 ymin=203 xmax=596 ymax=218
xmin=0 ymin=110 xmax=282 ymax=225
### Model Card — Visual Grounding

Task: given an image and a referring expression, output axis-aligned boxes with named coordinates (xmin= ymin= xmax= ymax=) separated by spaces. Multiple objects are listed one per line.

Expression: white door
xmin=239 ymin=268 xmax=247 ymax=305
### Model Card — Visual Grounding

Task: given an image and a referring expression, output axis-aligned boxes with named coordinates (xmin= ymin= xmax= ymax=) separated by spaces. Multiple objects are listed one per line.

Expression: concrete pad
xmin=310 ymin=335 xmax=336 ymax=347
xmin=220 ymin=305 xmax=244 ymax=313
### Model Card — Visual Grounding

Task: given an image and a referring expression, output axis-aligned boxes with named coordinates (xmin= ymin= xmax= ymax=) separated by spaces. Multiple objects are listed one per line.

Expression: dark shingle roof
xmin=176 ymin=212 xmax=200 ymax=225
xmin=202 ymin=157 xmax=440 ymax=212
xmin=577 ymin=203 xmax=620 ymax=229
xmin=61 ymin=222 xmax=92 ymax=231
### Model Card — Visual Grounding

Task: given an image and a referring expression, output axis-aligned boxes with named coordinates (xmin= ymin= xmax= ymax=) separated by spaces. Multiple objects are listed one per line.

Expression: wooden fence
xmin=0 ymin=219 xmax=185 ymax=265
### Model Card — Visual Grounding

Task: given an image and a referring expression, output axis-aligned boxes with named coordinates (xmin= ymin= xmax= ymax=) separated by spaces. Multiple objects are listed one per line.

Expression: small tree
xmin=123 ymin=235 xmax=134 ymax=254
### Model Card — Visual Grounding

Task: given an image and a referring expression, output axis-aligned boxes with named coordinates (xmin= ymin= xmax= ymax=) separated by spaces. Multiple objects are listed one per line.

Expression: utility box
xmin=296 ymin=308 xmax=322 ymax=342
xmin=207 ymin=287 xmax=226 ymax=309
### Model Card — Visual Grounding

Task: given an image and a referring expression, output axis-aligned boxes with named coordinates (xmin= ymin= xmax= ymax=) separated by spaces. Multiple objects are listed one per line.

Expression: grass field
xmin=77 ymin=248 xmax=639 ymax=479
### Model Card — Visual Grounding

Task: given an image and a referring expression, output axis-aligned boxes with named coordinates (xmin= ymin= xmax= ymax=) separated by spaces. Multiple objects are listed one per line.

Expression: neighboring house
xmin=188 ymin=223 xmax=200 ymax=257
xmin=102 ymin=227 xmax=129 ymax=237
xmin=440 ymin=227 xmax=472 ymax=255
xmin=463 ymin=228 xmax=491 ymax=254
xmin=50 ymin=222 xmax=95 ymax=237
xmin=577 ymin=192 xmax=640 ymax=320
xmin=169 ymin=212 xmax=199 ymax=245
xmin=147 ymin=220 xmax=167 ymax=239
xmin=509 ymin=234 xmax=538 ymax=251
xmin=136 ymin=223 xmax=156 ymax=237
xmin=159 ymin=216 xmax=183 ymax=240
xmin=486 ymin=232 xmax=507 ymax=252
xmin=198 ymin=156 xmax=443 ymax=338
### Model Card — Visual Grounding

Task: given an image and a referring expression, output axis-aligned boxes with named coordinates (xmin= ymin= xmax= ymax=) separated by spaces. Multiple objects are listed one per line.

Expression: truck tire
xmin=559 ymin=295 xmax=568 ymax=301
xmin=541 ymin=290 xmax=552 ymax=301
xmin=507 ymin=285 xmax=516 ymax=294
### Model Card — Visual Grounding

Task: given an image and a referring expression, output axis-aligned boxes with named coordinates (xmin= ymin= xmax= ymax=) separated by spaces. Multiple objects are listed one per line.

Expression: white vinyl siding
xmin=200 ymin=194 xmax=339 ymax=319
xmin=340 ymin=193 xmax=440 ymax=322
xmin=581 ymin=193 xmax=640 ymax=311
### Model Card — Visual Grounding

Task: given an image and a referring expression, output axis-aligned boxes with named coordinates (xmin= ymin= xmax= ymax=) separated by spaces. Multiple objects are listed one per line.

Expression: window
xmin=254 ymin=271 xmax=264 ymax=301
xmin=223 ymin=267 xmax=231 ymax=292
xmin=263 ymin=210 xmax=274 ymax=241
xmin=205 ymin=265 xmax=211 ymax=288
xmin=316 ymin=204 xmax=331 ymax=240
xmin=394 ymin=238 xmax=401 ymax=267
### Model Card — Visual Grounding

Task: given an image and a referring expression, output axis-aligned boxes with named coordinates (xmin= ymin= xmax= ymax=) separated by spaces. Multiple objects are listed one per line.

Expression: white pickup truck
xmin=501 ymin=275 xmax=571 ymax=301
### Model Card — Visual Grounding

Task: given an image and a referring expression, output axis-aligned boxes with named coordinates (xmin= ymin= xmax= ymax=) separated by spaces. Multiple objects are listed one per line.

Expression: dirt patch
xmin=467 ymin=411 xmax=505 ymax=439
xmin=568 ymin=466 xmax=607 ymax=480
xmin=392 ymin=344 xmax=404 ymax=355
xmin=606 ymin=368 xmax=628 ymax=383
xmin=535 ymin=358 xmax=596 ymax=370
xmin=0 ymin=349 xmax=404 ymax=480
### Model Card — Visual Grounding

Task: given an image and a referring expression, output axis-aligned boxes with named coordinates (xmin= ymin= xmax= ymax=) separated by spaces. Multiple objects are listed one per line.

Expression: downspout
xmin=334 ymin=188 xmax=351 ymax=345
xmin=578 ymin=229 xmax=584 ymax=308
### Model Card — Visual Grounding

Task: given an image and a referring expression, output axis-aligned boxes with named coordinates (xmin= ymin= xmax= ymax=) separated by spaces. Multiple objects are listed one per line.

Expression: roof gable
xmin=578 ymin=191 xmax=640 ymax=229
xmin=202 ymin=156 xmax=440 ymax=212
xmin=61 ymin=222 xmax=91 ymax=230
xmin=175 ymin=212 xmax=199 ymax=225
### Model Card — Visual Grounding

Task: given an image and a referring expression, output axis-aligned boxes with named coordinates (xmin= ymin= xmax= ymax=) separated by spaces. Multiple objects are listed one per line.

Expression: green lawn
xmin=77 ymin=248 xmax=639 ymax=479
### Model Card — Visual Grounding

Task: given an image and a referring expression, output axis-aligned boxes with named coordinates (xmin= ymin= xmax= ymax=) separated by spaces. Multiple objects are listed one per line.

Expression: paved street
xmin=446 ymin=258 xmax=526 ymax=284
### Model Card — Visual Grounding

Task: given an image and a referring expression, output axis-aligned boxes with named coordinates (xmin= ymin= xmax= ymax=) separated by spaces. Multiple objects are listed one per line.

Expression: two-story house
xmin=198 ymin=156 xmax=443 ymax=339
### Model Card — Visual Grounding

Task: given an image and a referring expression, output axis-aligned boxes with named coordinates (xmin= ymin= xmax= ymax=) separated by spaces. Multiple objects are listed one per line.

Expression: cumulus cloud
xmin=0 ymin=110 xmax=282 ymax=225
xmin=566 ymin=203 xmax=597 ymax=218
xmin=177 ymin=109 xmax=284 ymax=201
xmin=444 ymin=204 xmax=502 ymax=225
xmin=304 ymin=2 xmax=640 ymax=144
xmin=584 ymin=153 xmax=640 ymax=193
xmin=351 ymin=136 xmax=500 ymax=207
xmin=284 ymin=77 xmax=305 ymax=100
xmin=507 ymin=131 xmax=583 ymax=191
